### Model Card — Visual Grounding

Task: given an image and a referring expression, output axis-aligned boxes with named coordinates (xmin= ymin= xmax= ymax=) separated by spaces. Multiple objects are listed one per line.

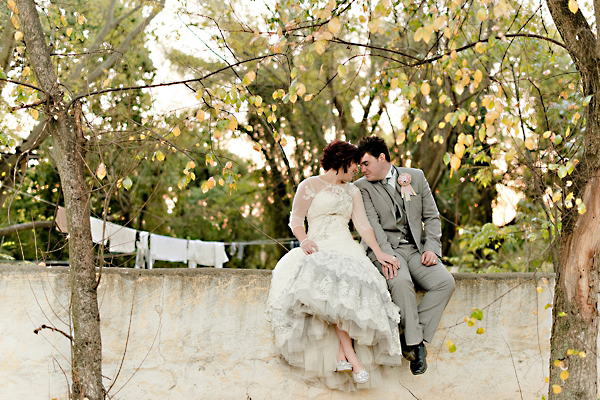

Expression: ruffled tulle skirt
xmin=267 ymin=238 xmax=402 ymax=391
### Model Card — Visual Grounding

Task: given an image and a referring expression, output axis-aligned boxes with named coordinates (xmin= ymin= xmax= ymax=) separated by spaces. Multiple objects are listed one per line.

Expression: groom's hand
xmin=421 ymin=251 xmax=438 ymax=266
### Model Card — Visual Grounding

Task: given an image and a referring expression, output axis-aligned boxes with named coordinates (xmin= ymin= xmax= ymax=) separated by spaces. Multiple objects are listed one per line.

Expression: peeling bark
xmin=545 ymin=0 xmax=600 ymax=397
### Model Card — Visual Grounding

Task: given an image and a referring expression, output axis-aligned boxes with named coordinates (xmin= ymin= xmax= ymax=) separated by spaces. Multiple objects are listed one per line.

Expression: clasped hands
xmin=378 ymin=250 xmax=438 ymax=280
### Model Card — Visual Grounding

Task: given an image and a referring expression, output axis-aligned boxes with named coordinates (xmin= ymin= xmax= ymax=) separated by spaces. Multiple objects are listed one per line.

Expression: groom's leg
xmin=406 ymin=252 xmax=455 ymax=343
xmin=376 ymin=250 xmax=423 ymax=347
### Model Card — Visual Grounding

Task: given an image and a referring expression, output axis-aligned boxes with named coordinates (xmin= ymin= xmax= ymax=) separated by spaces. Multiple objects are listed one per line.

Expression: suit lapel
xmin=372 ymin=181 xmax=396 ymax=214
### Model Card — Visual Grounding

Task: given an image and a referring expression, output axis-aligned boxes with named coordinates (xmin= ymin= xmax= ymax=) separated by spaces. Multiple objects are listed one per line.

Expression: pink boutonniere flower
xmin=397 ymin=173 xmax=416 ymax=201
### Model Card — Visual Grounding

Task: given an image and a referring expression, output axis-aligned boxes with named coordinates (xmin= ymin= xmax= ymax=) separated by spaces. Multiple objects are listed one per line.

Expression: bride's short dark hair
xmin=320 ymin=140 xmax=359 ymax=173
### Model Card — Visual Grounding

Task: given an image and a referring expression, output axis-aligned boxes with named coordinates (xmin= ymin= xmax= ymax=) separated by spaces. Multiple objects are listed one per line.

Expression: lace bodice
xmin=289 ymin=177 xmax=373 ymax=242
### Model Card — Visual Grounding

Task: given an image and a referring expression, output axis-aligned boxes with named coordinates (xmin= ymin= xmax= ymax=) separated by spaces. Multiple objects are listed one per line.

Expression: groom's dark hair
xmin=321 ymin=140 xmax=360 ymax=173
xmin=357 ymin=136 xmax=391 ymax=162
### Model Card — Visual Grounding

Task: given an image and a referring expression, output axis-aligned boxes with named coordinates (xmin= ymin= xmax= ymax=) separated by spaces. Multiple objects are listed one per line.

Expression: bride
xmin=267 ymin=140 xmax=403 ymax=391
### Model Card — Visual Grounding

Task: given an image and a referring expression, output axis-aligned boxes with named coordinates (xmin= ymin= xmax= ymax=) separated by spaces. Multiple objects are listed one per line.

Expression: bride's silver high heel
xmin=336 ymin=360 xmax=353 ymax=371
xmin=353 ymin=369 xmax=369 ymax=384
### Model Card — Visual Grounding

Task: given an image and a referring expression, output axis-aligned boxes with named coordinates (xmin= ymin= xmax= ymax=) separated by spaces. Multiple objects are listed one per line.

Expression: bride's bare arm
xmin=289 ymin=179 xmax=318 ymax=254
xmin=351 ymin=191 xmax=400 ymax=278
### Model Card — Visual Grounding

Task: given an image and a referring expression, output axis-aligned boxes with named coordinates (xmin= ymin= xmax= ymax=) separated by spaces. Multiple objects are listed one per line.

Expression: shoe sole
xmin=411 ymin=364 xmax=428 ymax=375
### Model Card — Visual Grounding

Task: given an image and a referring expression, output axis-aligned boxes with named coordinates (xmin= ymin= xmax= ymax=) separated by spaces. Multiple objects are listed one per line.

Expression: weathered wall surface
xmin=0 ymin=266 xmax=556 ymax=399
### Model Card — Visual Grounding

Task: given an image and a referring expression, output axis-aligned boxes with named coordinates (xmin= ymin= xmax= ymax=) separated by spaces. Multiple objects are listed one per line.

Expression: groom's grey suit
xmin=355 ymin=166 xmax=455 ymax=345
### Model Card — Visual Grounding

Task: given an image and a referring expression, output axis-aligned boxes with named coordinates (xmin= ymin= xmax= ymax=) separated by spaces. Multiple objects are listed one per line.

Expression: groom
xmin=355 ymin=136 xmax=455 ymax=375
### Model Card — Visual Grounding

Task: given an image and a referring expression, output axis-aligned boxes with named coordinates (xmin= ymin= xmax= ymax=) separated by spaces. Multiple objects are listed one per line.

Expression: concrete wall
xmin=0 ymin=266 xmax=556 ymax=399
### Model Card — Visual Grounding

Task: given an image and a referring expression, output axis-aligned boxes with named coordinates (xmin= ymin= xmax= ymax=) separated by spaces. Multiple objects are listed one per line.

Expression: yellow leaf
xmin=579 ymin=351 xmax=586 ymax=358
xmin=414 ymin=27 xmax=424 ymax=42
xmin=439 ymin=122 xmax=446 ymax=129
xmin=296 ymin=83 xmax=306 ymax=97
xmin=476 ymin=327 xmax=485 ymax=334
xmin=476 ymin=8 xmax=487 ymax=21
xmin=560 ymin=371 xmax=569 ymax=381
xmin=396 ymin=131 xmax=406 ymax=145
xmin=96 ymin=163 xmax=107 ymax=180
xmin=172 ymin=126 xmax=181 ymax=137
xmin=227 ymin=117 xmax=238 ymax=130
xmin=7 ymin=0 xmax=16 ymax=12
xmin=439 ymin=94 xmax=448 ymax=104
xmin=11 ymin=15 xmax=19 ymax=30
xmin=525 ymin=137 xmax=535 ymax=150
xmin=474 ymin=69 xmax=483 ymax=84
xmin=66 ymin=28 xmax=73 ymax=37
xmin=14 ymin=31 xmax=23 ymax=41
xmin=207 ymin=177 xmax=216 ymax=189
xmin=304 ymin=94 xmax=313 ymax=102
xmin=31 ymin=109 xmax=39 ymax=120
xmin=359 ymin=15 xmax=366 ymax=23
xmin=254 ymin=96 xmax=263 ymax=107
xmin=315 ymin=40 xmax=327 ymax=55
xmin=60 ymin=15 xmax=67 ymax=26
xmin=390 ymin=78 xmax=399 ymax=90
xmin=328 ymin=17 xmax=341 ymax=34
xmin=253 ymin=142 xmax=262 ymax=152
xmin=337 ymin=64 xmax=347 ymax=77
xmin=433 ymin=16 xmax=446 ymax=31
xmin=186 ymin=161 xmax=196 ymax=169
xmin=155 ymin=151 xmax=165 ymax=162
xmin=485 ymin=110 xmax=500 ymax=125
xmin=196 ymin=110 xmax=205 ymax=122
xmin=443 ymin=27 xmax=452 ymax=39
xmin=467 ymin=115 xmax=476 ymax=126
xmin=21 ymin=66 xmax=30 ymax=77
xmin=421 ymin=82 xmax=430 ymax=96
xmin=450 ymin=154 xmax=461 ymax=171
xmin=475 ymin=42 xmax=486 ymax=53
xmin=77 ymin=14 xmax=86 ymax=25
xmin=553 ymin=385 xmax=562 ymax=394
xmin=219 ymin=178 xmax=225 ymax=186
xmin=422 ymin=25 xmax=433 ymax=44
xmin=568 ymin=0 xmax=578 ymax=13
xmin=368 ymin=18 xmax=380 ymax=34
xmin=243 ymin=70 xmax=256 ymax=86
xmin=536 ymin=286 xmax=543 ymax=293
xmin=454 ymin=143 xmax=465 ymax=158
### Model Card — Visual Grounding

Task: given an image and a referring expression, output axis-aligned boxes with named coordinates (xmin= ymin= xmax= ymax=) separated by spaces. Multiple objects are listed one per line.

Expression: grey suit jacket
xmin=354 ymin=166 xmax=442 ymax=259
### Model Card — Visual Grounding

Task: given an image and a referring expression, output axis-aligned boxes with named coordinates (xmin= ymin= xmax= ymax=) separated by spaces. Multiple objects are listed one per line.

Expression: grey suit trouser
xmin=374 ymin=244 xmax=455 ymax=346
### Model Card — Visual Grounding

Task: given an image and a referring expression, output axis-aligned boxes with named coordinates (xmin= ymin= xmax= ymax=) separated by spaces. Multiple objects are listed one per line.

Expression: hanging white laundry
xmin=107 ymin=223 xmax=137 ymax=253
xmin=187 ymin=240 xmax=229 ymax=268
xmin=149 ymin=234 xmax=188 ymax=268
xmin=135 ymin=231 xmax=149 ymax=269
xmin=90 ymin=217 xmax=108 ymax=245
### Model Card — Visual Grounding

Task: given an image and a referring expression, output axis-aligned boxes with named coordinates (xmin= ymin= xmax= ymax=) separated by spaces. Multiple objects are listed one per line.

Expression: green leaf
xmin=471 ymin=308 xmax=484 ymax=321
xmin=122 ymin=177 xmax=133 ymax=190
xmin=582 ymin=94 xmax=593 ymax=106
xmin=558 ymin=311 xmax=566 ymax=317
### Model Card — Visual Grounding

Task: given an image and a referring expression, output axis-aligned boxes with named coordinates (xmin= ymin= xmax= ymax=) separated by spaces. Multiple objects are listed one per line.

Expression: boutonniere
xmin=397 ymin=173 xmax=416 ymax=201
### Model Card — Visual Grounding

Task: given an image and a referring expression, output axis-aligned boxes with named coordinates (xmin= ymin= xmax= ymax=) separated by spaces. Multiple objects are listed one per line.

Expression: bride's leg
xmin=334 ymin=325 xmax=364 ymax=373
xmin=337 ymin=341 xmax=347 ymax=362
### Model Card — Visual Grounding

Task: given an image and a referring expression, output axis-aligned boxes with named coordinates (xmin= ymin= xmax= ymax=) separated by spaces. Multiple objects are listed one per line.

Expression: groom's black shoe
xmin=410 ymin=342 xmax=427 ymax=375
xmin=399 ymin=333 xmax=416 ymax=361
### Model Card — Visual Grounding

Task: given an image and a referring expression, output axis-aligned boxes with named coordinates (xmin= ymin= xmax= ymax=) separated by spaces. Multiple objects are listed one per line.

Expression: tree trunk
xmin=16 ymin=1 xmax=103 ymax=398
xmin=545 ymin=1 xmax=600 ymax=396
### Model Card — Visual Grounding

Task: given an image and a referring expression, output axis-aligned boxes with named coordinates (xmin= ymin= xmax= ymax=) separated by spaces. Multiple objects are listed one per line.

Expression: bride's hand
xmin=301 ymin=238 xmax=319 ymax=255
xmin=376 ymin=252 xmax=400 ymax=280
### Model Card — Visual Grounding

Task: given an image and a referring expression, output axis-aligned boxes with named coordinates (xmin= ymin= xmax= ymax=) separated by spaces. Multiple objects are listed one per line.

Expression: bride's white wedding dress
xmin=267 ymin=176 xmax=402 ymax=391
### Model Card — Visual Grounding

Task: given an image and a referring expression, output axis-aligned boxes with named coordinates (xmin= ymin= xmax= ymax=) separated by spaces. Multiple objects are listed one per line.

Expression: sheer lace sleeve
xmin=351 ymin=189 xmax=375 ymax=236
xmin=288 ymin=178 xmax=317 ymax=232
